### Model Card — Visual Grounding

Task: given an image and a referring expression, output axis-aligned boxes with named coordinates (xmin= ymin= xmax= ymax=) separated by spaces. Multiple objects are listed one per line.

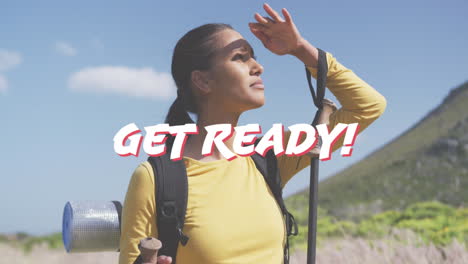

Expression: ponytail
xmin=165 ymin=23 xmax=233 ymax=150
xmin=164 ymin=96 xmax=195 ymax=149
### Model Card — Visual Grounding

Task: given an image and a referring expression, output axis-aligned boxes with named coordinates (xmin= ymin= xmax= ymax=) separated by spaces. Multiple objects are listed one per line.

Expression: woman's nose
xmin=250 ymin=60 xmax=264 ymax=76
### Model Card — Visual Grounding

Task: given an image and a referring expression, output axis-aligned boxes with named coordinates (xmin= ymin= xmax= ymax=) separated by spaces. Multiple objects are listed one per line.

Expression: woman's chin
xmin=237 ymin=96 xmax=265 ymax=112
xmin=250 ymin=99 xmax=265 ymax=109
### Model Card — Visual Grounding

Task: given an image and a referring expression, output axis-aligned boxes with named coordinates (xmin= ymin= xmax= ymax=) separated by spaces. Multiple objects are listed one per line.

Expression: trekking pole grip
xmin=138 ymin=237 xmax=162 ymax=264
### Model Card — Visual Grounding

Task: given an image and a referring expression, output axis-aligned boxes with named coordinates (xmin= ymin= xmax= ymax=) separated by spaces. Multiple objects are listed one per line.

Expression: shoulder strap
xmin=250 ymin=139 xmax=284 ymax=211
xmin=146 ymin=141 xmax=297 ymax=264
xmin=147 ymin=154 xmax=189 ymax=264
xmin=250 ymin=139 xmax=298 ymax=264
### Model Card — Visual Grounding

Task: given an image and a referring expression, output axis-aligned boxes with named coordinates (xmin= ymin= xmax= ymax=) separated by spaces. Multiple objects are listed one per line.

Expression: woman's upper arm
xmin=308 ymin=52 xmax=387 ymax=153
xmin=119 ymin=161 xmax=158 ymax=264
xmin=277 ymin=52 xmax=387 ymax=188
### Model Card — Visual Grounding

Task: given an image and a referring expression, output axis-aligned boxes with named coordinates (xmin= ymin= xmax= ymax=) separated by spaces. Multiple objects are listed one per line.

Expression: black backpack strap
xmin=147 ymin=154 xmax=189 ymax=264
xmin=142 ymin=142 xmax=296 ymax=264
xmin=251 ymin=139 xmax=298 ymax=264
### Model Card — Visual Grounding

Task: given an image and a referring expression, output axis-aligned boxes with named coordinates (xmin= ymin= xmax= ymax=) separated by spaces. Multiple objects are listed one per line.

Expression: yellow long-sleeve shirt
xmin=119 ymin=52 xmax=387 ymax=264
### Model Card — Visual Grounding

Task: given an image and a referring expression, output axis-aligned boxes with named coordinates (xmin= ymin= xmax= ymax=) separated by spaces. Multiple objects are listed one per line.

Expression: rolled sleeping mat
xmin=62 ymin=201 xmax=122 ymax=253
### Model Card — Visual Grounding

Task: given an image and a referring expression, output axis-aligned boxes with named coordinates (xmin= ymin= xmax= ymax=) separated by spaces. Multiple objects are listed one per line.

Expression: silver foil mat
xmin=62 ymin=201 xmax=122 ymax=253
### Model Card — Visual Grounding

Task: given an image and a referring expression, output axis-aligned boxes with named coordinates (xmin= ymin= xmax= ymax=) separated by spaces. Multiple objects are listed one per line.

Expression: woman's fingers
xmin=249 ymin=22 xmax=273 ymax=36
xmin=281 ymin=8 xmax=293 ymax=24
xmin=249 ymin=24 xmax=270 ymax=45
xmin=157 ymin=255 xmax=172 ymax=264
xmin=255 ymin=3 xmax=285 ymax=25
xmin=323 ymin=98 xmax=337 ymax=108
xmin=322 ymin=99 xmax=338 ymax=113
xmin=265 ymin=17 xmax=276 ymax=24
xmin=263 ymin=3 xmax=284 ymax=22
xmin=249 ymin=4 xmax=303 ymax=55
xmin=254 ymin=13 xmax=269 ymax=24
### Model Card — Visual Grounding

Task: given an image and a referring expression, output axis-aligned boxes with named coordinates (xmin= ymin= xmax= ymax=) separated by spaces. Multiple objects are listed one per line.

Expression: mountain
xmin=286 ymin=81 xmax=468 ymax=220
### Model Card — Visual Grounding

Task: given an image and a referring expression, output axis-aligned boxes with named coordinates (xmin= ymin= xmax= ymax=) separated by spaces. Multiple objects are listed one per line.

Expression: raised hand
xmin=322 ymin=98 xmax=338 ymax=114
xmin=248 ymin=3 xmax=304 ymax=56
xmin=138 ymin=237 xmax=172 ymax=264
xmin=307 ymin=98 xmax=338 ymax=157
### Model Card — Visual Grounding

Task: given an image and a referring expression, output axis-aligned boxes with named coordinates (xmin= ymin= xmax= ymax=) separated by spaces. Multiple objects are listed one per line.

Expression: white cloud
xmin=68 ymin=66 xmax=176 ymax=99
xmin=55 ymin=41 xmax=77 ymax=56
xmin=0 ymin=49 xmax=22 ymax=94
xmin=0 ymin=75 xmax=8 ymax=94
xmin=0 ymin=49 xmax=22 ymax=72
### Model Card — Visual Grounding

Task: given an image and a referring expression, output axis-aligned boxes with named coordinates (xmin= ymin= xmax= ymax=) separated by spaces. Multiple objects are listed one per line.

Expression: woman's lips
xmin=250 ymin=80 xmax=264 ymax=89
xmin=251 ymin=83 xmax=264 ymax=89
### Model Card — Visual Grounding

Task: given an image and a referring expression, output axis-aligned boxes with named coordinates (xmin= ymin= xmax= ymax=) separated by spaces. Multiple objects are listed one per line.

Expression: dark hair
xmin=165 ymin=23 xmax=233 ymax=147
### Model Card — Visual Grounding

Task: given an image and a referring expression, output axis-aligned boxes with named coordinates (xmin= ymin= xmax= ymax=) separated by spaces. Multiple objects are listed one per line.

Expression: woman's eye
xmin=234 ymin=53 xmax=257 ymax=61
xmin=234 ymin=54 xmax=246 ymax=60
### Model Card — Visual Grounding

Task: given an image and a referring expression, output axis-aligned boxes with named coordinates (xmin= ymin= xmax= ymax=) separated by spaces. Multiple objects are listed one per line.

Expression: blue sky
xmin=0 ymin=0 xmax=467 ymax=235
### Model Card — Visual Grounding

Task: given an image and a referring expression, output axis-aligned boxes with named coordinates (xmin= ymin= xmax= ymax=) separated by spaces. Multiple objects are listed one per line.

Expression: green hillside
xmin=287 ymin=201 xmax=468 ymax=251
xmin=286 ymin=81 xmax=468 ymax=220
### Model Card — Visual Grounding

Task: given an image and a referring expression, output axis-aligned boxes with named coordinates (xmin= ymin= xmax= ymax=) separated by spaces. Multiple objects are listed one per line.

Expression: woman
xmin=119 ymin=3 xmax=386 ymax=264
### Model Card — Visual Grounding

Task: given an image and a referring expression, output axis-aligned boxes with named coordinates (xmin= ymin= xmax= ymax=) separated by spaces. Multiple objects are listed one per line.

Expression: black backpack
xmin=142 ymin=138 xmax=298 ymax=264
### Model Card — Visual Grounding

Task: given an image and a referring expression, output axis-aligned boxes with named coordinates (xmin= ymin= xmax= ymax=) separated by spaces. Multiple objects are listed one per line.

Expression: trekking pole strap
xmin=305 ymin=48 xmax=327 ymax=111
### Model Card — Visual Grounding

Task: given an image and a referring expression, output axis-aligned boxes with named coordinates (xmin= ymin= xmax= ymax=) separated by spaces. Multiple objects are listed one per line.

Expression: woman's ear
xmin=191 ymin=70 xmax=212 ymax=95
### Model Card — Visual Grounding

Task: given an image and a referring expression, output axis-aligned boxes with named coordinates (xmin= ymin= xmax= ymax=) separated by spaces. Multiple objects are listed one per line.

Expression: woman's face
xmin=203 ymin=29 xmax=265 ymax=114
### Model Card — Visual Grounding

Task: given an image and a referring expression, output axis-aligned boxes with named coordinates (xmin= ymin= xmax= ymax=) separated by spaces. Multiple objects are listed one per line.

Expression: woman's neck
xmin=183 ymin=111 xmax=241 ymax=161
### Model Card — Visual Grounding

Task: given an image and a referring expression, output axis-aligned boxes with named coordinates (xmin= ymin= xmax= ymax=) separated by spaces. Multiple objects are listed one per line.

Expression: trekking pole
xmin=305 ymin=48 xmax=328 ymax=264
xmin=138 ymin=237 xmax=162 ymax=264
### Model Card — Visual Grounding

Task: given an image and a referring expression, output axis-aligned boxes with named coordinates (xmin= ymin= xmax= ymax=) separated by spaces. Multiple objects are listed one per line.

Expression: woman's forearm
xmin=290 ymin=38 xmax=319 ymax=69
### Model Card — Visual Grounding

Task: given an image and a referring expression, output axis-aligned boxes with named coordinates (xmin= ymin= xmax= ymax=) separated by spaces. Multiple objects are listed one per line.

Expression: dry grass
xmin=1 ymin=230 xmax=466 ymax=264
xmin=0 ymin=243 xmax=118 ymax=264
xmin=290 ymin=230 xmax=468 ymax=264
